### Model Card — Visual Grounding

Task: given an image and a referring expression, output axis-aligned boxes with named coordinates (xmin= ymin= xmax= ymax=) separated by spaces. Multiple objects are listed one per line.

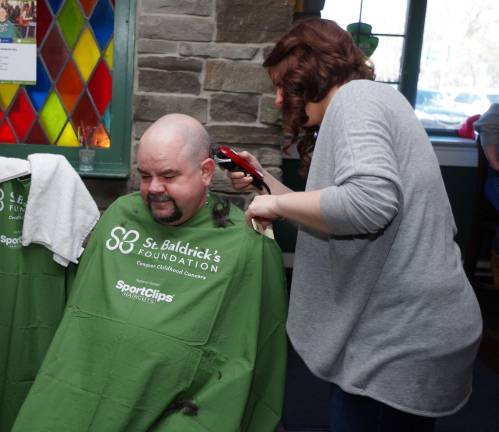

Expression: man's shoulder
xmin=225 ymin=199 xmax=245 ymax=222
xmin=212 ymin=197 xmax=268 ymax=238
xmin=224 ymin=200 xmax=282 ymax=251
xmin=105 ymin=192 xmax=142 ymax=212
xmin=219 ymin=199 xmax=254 ymax=231
xmin=114 ymin=191 xmax=142 ymax=205
xmin=96 ymin=192 xmax=144 ymax=226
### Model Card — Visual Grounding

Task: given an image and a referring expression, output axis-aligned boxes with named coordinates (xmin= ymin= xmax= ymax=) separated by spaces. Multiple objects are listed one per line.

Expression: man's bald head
xmin=136 ymin=114 xmax=216 ymax=225
xmin=138 ymin=114 xmax=211 ymax=166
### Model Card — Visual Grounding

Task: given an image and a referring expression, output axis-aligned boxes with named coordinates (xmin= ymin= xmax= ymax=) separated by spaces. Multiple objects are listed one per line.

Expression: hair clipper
xmin=213 ymin=145 xmax=271 ymax=194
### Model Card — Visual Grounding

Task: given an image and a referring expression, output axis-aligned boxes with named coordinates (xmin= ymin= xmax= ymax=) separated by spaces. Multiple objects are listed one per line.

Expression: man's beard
xmin=147 ymin=193 xmax=183 ymax=224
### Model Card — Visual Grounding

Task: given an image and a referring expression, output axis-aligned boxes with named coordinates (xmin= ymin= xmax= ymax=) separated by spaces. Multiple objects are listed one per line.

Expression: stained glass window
xmin=0 ymin=0 xmax=114 ymax=148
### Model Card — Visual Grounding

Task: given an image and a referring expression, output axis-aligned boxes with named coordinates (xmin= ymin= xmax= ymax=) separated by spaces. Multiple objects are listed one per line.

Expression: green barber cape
xmin=0 ymin=177 xmax=71 ymax=432
xmin=13 ymin=192 xmax=288 ymax=432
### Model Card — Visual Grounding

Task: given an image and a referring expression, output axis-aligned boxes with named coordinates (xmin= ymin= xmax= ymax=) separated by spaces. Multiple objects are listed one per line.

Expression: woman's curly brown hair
xmin=264 ymin=18 xmax=375 ymax=175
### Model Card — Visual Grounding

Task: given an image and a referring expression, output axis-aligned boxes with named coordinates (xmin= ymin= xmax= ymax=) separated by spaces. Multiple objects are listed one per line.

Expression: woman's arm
xmin=245 ymin=190 xmax=330 ymax=233
xmin=245 ymin=174 xmax=399 ymax=235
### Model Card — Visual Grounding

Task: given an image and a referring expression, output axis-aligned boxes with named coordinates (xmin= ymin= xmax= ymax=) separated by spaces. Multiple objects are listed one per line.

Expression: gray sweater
xmin=287 ymin=80 xmax=482 ymax=416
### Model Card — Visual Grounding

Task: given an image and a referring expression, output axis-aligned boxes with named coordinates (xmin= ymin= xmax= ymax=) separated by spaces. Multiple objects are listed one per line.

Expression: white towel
xmin=22 ymin=154 xmax=100 ymax=267
xmin=0 ymin=156 xmax=30 ymax=182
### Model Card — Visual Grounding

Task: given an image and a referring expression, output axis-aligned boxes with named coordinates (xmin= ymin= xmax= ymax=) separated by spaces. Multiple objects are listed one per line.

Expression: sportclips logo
xmin=0 ymin=235 xmax=22 ymax=249
xmin=115 ymin=280 xmax=174 ymax=304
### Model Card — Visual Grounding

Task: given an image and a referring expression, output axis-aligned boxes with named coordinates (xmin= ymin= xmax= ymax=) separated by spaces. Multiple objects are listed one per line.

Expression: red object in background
xmin=88 ymin=60 xmax=112 ymax=115
xmin=0 ymin=122 xmax=16 ymax=144
xmin=8 ymin=90 xmax=36 ymax=141
xmin=458 ymin=114 xmax=481 ymax=139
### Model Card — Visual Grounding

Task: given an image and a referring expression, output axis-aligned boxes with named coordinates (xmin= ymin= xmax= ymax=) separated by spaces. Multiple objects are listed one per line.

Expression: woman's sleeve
xmin=320 ymin=92 xmax=402 ymax=236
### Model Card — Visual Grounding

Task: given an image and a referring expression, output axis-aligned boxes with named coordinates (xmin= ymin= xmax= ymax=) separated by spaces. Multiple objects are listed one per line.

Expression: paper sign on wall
xmin=0 ymin=0 xmax=36 ymax=84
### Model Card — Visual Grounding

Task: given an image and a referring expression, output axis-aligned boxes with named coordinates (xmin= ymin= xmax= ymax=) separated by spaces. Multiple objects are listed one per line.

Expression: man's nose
xmin=148 ymin=177 xmax=164 ymax=194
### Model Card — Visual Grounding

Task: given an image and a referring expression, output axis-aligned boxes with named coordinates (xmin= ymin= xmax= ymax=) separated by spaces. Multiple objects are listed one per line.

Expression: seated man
xmin=475 ymin=104 xmax=499 ymax=287
xmin=13 ymin=114 xmax=288 ymax=432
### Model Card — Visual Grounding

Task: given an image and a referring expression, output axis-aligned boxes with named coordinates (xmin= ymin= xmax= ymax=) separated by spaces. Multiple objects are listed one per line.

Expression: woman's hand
xmin=224 ymin=151 xmax=264 ymax=193
xmin=245 ymin=194 xmax=282 ymax=229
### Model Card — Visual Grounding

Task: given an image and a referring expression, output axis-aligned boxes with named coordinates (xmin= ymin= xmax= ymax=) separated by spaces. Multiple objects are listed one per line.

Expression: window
xmin=321 ymin=0 xmax=499 ymax=133
xmin=0 ymin=0 xmax=135 ymax=177
xmin=322 ymin=0 xmax=408 ymax=86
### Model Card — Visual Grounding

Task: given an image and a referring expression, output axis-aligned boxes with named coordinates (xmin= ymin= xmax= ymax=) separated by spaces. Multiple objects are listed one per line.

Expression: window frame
xmin=320 ymin=0 xmax=468 ymax=137
xmin=0 ymin=0 xmax=136 ymax=178
xmin=400 ymin=0 xmax=461 ymax=136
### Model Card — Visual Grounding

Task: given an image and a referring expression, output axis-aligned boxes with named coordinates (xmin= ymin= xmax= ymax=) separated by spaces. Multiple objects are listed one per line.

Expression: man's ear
xmin=200 ymin=158 xmax=216 ymax=186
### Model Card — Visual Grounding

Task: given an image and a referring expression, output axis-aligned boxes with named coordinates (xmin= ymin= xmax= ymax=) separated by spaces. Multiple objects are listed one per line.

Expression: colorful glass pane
xmin=71 ymin=91 xmax=99 ymax=138
xmin=57 ymin=121 xmax=79 ymax=147
xmin=57 ymin=60 xmax=84 ymax=113
xmin=0 ymin=121 xmax=16 ymax=143
xmin=8 ymin=90 xmax=36 ymax=142
xmin=26 ymin=60 xmax=51 ymax=112
xmin=40 ymin=92 xmax=67 ymax=144
xmin=73 ymin=27 xmax=100 ymax=82
xmin=90 ymin=0 xmax=114 ymax=50
xmin=88 ymin=60 xmax=112 ymax=115
xmin=26 ymin=121 xmax=50 ymax=145
xmin=104 ymin=39 xmax=113 ymax=70
xmin=80 ymin=0 xmax=97 ymax=17
xmin=58 ymin=0 xmax=85 ymax=49
xmin=92 ymin=122 xmax=109 ymax=148
xmin=103 ymin=106 xmax=111 ymax=132
xmin=48 ymin=0 xmax=64 ymax=14
xmin=0 ymin=0 xmax=114 ymax=147
xmin=41 ymin=25 xmax=68 ymax=80
xmin=0 ymin=85 xmax=19 ymax=110
xmin=37 ymin=0 xmax=53 ymax=46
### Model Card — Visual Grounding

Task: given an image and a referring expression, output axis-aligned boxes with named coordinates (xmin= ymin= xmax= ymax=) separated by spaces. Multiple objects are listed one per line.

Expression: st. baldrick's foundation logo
xmin=105 ymin=226 xmax=222 ymax=273
xmin=0 ymin=187 xmax=26 ymax=216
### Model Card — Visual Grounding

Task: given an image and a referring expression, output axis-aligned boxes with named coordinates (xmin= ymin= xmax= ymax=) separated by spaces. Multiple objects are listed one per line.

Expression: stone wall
xmin=131 ymin=0 xmax=296 ymax=208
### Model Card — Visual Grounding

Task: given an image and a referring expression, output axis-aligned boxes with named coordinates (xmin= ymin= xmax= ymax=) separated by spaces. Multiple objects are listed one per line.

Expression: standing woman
xmin=229 ymin=19 xmax=482 ymax=432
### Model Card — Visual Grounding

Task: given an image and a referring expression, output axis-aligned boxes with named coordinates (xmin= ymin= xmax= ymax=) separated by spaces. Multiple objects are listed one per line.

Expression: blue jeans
xmin=485 ymin=169 xmax=499 ymax=213
xmin=329 ymin=384 xmax=436 ymax=432
xmin=485 ymin=170 xmax=499 ymax=252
